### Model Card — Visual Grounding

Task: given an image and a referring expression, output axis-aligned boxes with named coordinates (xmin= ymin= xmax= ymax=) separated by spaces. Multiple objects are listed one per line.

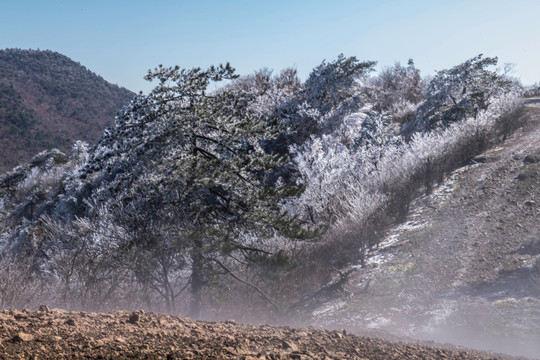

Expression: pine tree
xmin=81 ymin=63 xmax=311 ymax=315
xmin=411 ymin=54 xmax=513 ymax=132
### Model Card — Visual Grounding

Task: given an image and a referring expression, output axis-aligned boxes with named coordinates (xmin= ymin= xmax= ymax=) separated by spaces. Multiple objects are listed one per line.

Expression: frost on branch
xmin=0 ymin=53 xmax=526 ymax=315
xmin=409 ymin=54 xmax=516 ymax=134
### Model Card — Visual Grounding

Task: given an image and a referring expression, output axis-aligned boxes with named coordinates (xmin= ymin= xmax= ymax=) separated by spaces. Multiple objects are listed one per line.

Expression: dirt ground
xmin=0 ymin=307 xmax=530 ymax=359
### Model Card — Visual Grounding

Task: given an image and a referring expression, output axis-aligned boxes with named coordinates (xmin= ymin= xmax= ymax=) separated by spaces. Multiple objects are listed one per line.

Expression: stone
xmin=523 ymin=154 xmax=540 ymax=164
xmin=472 ymin=155 xmax=488 ymax=163
xmin=282 ymin=340 xmax=299 ymax=352
xmin=12 ymin=332 xmax=33 ymax=342
xmin=516 ymin=173 xmax=532 ymax=181
xmin=128 ymin=312 xmax=141 ymax=324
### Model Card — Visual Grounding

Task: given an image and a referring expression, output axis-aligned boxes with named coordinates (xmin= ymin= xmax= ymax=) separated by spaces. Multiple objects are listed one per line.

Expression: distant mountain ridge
xmin=0 ymin=49 xmax=135 ymax=172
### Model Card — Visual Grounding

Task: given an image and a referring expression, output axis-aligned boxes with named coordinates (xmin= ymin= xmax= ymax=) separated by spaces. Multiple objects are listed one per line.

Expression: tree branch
xmin=209 ymin=258 xmax=280 ymax=312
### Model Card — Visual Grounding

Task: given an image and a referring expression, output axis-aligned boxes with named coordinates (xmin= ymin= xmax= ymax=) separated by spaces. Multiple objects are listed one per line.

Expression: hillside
xmin=0 ymin=308 xmax=527 ymax=359
xmin=0 ymin=54 xmax=533 ymax=358
xmin=0 ymin=49 xmax=134 ymax=172
xmin=310 ymin=101 xmax=540 ymax=359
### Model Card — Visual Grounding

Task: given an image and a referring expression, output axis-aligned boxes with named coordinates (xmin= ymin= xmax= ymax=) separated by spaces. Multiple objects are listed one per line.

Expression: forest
xmin=0 ymin=53 xmax=525 ymax=320
xmin=0 ymin=49 xmax=134 ymax=171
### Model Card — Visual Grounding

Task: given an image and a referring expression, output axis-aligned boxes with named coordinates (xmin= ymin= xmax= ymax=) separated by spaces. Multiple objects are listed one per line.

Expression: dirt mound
xmin=0 ymin=308 xmax=528 ymax=359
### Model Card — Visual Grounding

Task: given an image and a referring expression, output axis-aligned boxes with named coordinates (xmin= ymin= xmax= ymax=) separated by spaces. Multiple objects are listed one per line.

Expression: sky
xmin=1 ymin=0 xmax=539 ymax=93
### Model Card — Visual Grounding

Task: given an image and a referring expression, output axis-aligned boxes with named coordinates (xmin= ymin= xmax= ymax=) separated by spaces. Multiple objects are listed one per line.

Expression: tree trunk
xmin=190 ymin=238 xmax=204 ymax=318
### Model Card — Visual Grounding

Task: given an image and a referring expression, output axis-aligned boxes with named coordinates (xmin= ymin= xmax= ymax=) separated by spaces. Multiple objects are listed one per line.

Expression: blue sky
xmin=1 ymin=0 xmax=539 ymax=93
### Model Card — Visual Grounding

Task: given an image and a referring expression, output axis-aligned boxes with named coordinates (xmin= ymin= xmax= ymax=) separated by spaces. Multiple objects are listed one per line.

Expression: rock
xmin=13 ymin=313 xmax=27 ymax=321
xmin=115 ymin=336 xmax=126 ymax=343
xmin=223 ymin=346 xmax=237 ymax=354
xmin=516 ymin=173 xmax=532 ymax=181
xmin=38 ymin=305 xmax=50 ymax=313
xmin=64 ymin=318 xmax=76 ymax=326
xmin=523 ymin=154 xmax=540 ymax=164
xmin=12 ymin=332 xmax=33 ymax=342
xmin=282 ymin=340 xmax=299 ymax=352
xmin=473 ymin=155 xmax=488 ymax=163
xmin=128 ymin=312 xmax=141 ymax=324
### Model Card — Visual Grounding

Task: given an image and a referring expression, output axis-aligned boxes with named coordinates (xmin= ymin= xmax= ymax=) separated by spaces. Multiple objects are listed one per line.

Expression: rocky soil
xmin=310 ymin=101 xmax=540 ymax=359
xmin=0 ymin=307 xmax=531 ymax=359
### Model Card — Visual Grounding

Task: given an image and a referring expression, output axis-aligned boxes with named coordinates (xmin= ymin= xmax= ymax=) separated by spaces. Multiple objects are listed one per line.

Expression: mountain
xmin=0 ymin=49 xmax=134 ymax=172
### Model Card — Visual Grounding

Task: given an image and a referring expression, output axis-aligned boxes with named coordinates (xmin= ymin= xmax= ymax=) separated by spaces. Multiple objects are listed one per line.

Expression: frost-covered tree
xmin=271 ymin=54 xmax=377 ymax=146
xmin=409 ymin=54 xmax=514 ymax=133
xmin=224 ymin=67 xmax=303 ymax=156
xmin=42 ymin=210 xmax=129 ymax=311
xmin=0 ymin=141 xmax=89 ymax=256
xmin=304 ymin=54 xmax=376 ymax=115
xmin=524 ymin=82 xmax=540 ymax=97
xmin=367 ymin=59 xmax=424 ymax=123
xmin=289 ymin=53 xmax=523 ymax=274
xmin=78 ymin=63 xmax=310 ymax=315
xmin=0 ymin=53 xmax=525 ymax=315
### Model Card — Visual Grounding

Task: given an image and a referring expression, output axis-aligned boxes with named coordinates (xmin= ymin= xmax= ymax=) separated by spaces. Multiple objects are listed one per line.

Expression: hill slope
xmin=0 ymin=49 xmax=134 ymax=172
xmin=0 ymin=308 xmax=525 ymax=359
xmin=310 ymin=101 xmax=540 ymax=359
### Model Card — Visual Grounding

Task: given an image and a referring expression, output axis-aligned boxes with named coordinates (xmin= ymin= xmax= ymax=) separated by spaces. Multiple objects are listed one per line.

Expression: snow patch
xmin=397 ymin=218 xmax=430 ymax=233
xmin=312 ymin=300 xmax=347 ymax=317
xmin=366 ymin=252 xmax=394 ymax=266
xmin=366 ymin=316 xmax=392 ymax=329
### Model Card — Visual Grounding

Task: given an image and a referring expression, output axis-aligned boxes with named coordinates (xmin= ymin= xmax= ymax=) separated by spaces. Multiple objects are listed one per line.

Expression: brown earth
xmin=0 ymin=307 xmax=529 ymax=359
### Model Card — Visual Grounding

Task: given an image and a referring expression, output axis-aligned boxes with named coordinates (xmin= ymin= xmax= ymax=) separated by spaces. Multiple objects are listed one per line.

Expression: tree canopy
xmin=76 ymin=63 xmax=312 ymax=314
